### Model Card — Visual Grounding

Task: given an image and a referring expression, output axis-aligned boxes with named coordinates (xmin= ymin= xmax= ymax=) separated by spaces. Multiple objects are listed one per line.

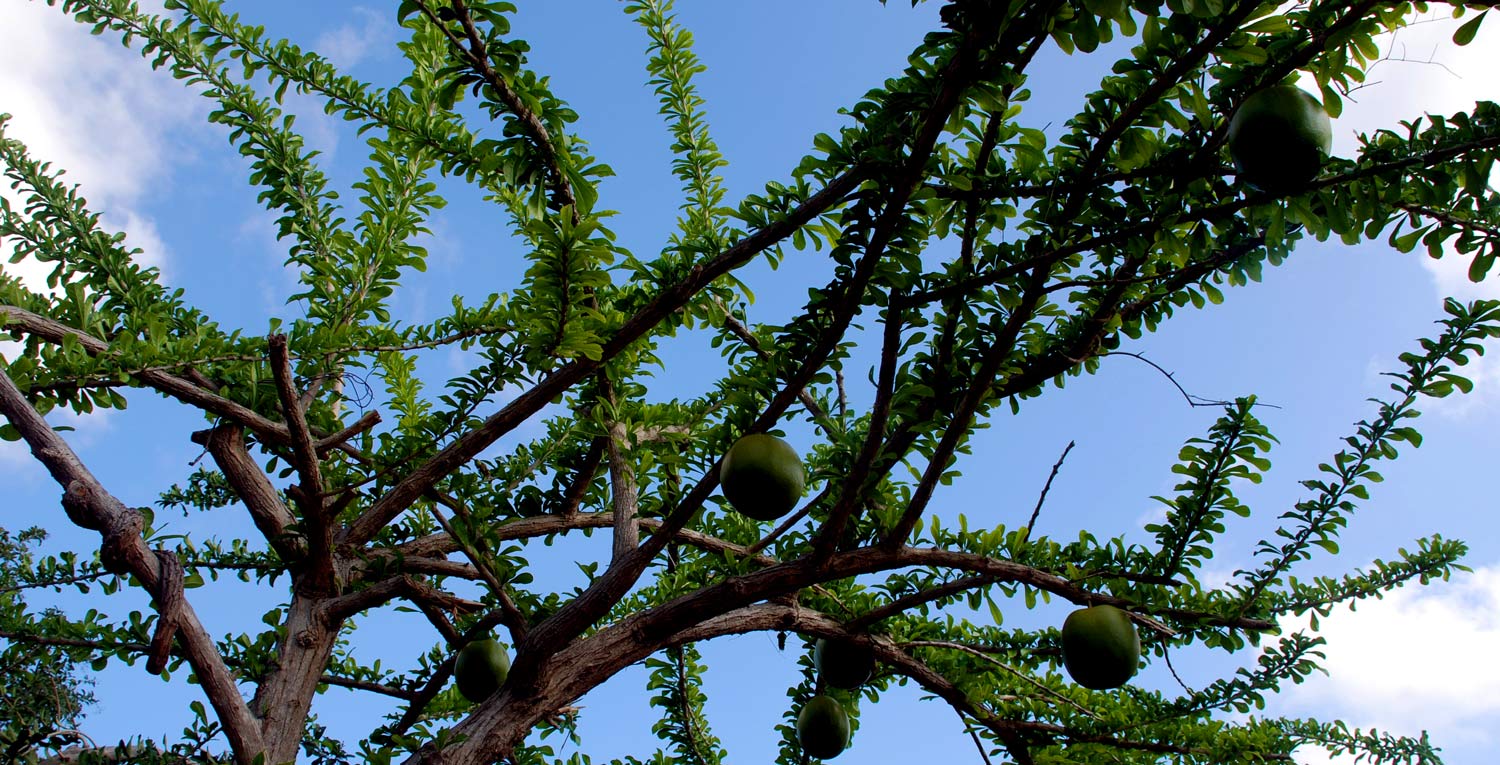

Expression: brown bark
xmin=607 ymin=420 xmax=639 ymax=564
xmin=199 ymin=424 xmax=304 ymax=561
xmin=248 ymin=594 xmax=340 ymax=764
xmin=268 ymin=334 xmax=336 ymax=594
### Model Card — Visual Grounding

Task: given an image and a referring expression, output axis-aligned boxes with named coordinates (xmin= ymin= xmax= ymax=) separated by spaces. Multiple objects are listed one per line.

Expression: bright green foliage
xmin=1 ymin=2 xmax=1498 ymax=765
xmin=645 ymin=643 xmax=726 ymax=765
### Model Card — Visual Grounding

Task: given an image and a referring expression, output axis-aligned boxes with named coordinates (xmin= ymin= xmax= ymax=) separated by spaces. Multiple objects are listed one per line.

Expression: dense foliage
xmin=1 ymin=1 xmax=1498 ymax=763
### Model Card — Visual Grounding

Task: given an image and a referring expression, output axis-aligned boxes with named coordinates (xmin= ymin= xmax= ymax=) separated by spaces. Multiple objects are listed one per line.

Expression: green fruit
xmin=719 ymin=433 xmax=805 ymax=521
xmin=1060 ymin=605 xmax=1140 ymax=690
xmin=796 ymin=695 xmax=850 ymax=760
xmin=815 ymin=638 xmax=875 ymax=690
xmin=454 ymin=639 xmax=510 ymax=703
xmin=1227 ymin=84 xmax=1333 ymax=194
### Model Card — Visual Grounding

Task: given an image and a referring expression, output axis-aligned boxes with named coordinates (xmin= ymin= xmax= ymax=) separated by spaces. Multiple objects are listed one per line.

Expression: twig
xmin=410 ymin=592 xmax=464 ymax=647
xmin=848 ymin=574 xmax=998 ymax=632
xmin=1021 ymin=441 xmax=1074 ymax=543
xmin=716 ymin=299 xmax=840 ymax=436
xmin=813 ymin=292 xmax=906 ymax=560
xmin=314 ymin=410 xmax=382 ymax=456
xmin=967 ymin=726 xmax=995 ymax=765
xmin=1164 ymin=647 xmax=1195 ymax=695
xmin=904 ymin=640 xmax=1100 ymax=720
xmin=427 ymin=495 xmax=530 ymax=643
xmin=558 ymin=435 xmax=607 ymax=516
xmin=1097 ymin=352 xmax=1255 ymax=409
xmin=745 ymin=485 xmax=831 ymax=557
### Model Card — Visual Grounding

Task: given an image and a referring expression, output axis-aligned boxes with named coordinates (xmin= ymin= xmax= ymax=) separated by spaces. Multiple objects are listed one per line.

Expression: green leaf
xmin=1454 ymin=12 xmax=1487 ymax=46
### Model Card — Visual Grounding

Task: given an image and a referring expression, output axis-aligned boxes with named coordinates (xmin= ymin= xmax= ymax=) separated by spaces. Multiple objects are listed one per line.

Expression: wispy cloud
xmin=0 ymin=2 xmax=204 ymax=290
xmin=315 ymin=7 xmax=396 ymax=72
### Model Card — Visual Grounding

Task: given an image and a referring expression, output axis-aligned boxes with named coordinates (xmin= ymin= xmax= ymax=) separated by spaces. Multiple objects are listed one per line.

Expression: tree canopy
xmin=1 ymin=1 xmax=1498 ymax=764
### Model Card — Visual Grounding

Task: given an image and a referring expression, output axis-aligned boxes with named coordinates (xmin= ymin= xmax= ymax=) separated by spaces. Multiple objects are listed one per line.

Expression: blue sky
xmin=1 ymin=2 xmax=1498 ymax=763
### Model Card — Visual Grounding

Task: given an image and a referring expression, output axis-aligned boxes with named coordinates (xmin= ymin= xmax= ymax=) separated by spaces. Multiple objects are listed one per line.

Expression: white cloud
xmin=1302 ymin=11 xmax=1500 ymax=420
xmin=314 ymin=7 xmax=395 ymax=71
xmin=0 ymin=1 xmax=203 ymax=292
xmin=1315 ymin=11 xmax=1500 ymax=158
xmin=1312 ymin=11 xmax=1500 ymax=299
xmin=1291 ymin=745 xmax=1352 ymax=765
xmin=1269 ymin=565 xmax=1500 ymax=755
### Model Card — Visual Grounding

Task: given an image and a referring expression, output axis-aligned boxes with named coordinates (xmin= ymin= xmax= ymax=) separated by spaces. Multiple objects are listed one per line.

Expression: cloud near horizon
xmin=1302 ymin=10 xmax=1500 ymax=422
xmin=1267 ymin=565 xmax=1500 ymax=763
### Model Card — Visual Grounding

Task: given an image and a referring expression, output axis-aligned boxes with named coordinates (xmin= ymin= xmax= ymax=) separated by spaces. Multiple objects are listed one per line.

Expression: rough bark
xmin=248 ymin=594 xmax=341 ymax=764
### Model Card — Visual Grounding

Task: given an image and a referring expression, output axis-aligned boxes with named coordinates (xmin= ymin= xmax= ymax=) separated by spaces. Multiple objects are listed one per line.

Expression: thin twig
xmin=814 ymin=292 xmax=906 ymax=560
xmin=745 ymin=485 xmax=831 ymax=557
xmin=314 ymin=410 xmax=382 ymax=456
xmin=427 ymin=495 xmax=530 ymax=643
xmin=1021 ymin=441 xmax=1074 ymax=543
xmin=967 ymin=726 xmax=995 ymax=765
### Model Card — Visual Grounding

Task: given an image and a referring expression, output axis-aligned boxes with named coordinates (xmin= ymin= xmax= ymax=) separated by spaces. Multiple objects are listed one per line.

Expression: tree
xmin=0 ymin=0 xmax=1497 ymax=763
xmin=0 ymin=526 xmax=97 ymax=762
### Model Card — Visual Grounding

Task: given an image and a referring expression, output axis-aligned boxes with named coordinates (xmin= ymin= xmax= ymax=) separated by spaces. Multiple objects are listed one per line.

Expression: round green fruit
xmin=1060 ymin=604 xmax=1140 ymax=690
xmin=454 ymin=639 xmax=511 ymax=703
xmin=1227 ymin=84 xmax=1333 ymax=195
xmin=815 ymin=638 xmax=875 ymax=690
xmin=796 ymin=695 xmax=850 ymax=760
xmin=719 ymin=433 xmax=805 ymax=521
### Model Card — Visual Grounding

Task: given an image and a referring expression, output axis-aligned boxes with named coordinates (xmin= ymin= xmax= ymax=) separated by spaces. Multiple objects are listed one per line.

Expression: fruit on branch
xmin=1060 ymin=604 xmax=1141 ymax=690
xmin=454 ymin=638 xmax=511 ymax=703
xmin=1227 ymin=83 xmax=1333 ymax=194
xmin=796 ymin=694 xmax=851 ymax=759
xmin=719 ymin=433 xmax=805 ymax=521
xmin=815 ymin=637 xmax=875 ymax=690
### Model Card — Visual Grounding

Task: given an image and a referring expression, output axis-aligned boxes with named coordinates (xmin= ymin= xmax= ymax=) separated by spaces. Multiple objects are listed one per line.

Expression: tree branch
xmin=268 ymin=334 xmax=334 ymax=594
xmin=342 ymin=167 xmax=864 ymax=548
xmin=607 ymin=420 xmax=640 ymax=565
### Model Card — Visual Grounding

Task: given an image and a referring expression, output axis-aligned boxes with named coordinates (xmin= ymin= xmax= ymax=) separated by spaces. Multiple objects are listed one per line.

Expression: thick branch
xmin=607 ymin=420 xmax=640 ymax=564
xmin=0 ymin=305 xmax=291 ymax=444
xmin=198 ymin=424 xmax=304 ymax=561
